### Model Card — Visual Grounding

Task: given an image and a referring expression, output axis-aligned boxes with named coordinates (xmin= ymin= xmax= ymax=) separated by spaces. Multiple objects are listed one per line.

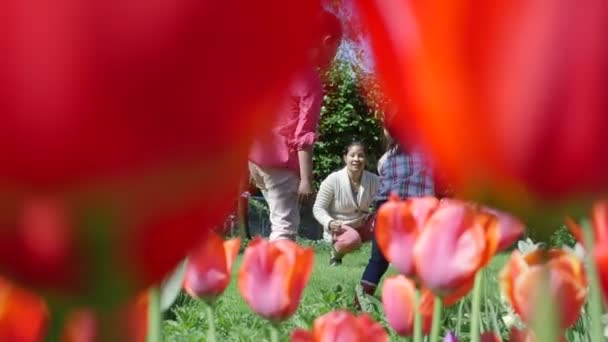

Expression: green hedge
xmin=314 ymin=61 xmax=384 ymax=187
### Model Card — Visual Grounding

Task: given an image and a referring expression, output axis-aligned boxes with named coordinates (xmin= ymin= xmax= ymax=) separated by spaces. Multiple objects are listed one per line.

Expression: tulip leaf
xmin=160 ymin=258 xmax=187 ymax=312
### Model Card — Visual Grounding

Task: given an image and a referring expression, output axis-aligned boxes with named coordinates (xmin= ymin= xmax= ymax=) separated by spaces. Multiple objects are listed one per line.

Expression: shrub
xmin=314 ymin=61 xmax=384 ymax=187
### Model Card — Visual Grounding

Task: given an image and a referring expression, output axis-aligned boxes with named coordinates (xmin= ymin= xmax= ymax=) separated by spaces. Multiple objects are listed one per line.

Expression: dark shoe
xmin=329 ymin=257 xmax=342 ymax=266
xmin=361 ymin=282 xmax=377 ymax=295
xmin=353 ymin=282 xmax=377 ymax=311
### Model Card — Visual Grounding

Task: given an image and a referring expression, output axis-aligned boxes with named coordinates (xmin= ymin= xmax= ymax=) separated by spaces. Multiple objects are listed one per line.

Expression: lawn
xmin=162 ymin=240 xmax=524 ymax=342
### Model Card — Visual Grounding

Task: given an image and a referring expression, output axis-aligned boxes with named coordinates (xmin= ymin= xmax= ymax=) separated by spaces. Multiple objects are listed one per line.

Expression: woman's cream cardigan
xmin=313 ymin=167 xmax=380 ymax=234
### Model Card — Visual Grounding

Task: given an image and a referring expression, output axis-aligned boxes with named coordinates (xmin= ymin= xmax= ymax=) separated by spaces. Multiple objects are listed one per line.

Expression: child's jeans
xmin=360 ymin=200 xmax=389 ymax=289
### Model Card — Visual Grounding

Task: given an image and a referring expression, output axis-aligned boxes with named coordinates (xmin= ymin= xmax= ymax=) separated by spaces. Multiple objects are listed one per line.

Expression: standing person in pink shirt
xmin=249 ymin=11 xmax=343 ymax=241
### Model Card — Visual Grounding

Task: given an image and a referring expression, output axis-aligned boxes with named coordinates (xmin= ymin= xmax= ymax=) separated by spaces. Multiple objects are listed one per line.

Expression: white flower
xmin=501 ymin=313 xmax=516 ymax=327
xmin=517 ymin=238 xmax=545 ymax=254
xmin=562 ymin=242 xmax=586 ymax=259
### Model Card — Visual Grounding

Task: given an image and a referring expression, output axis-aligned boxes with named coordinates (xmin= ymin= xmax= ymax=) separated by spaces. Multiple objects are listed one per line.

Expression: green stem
xmin=582 ymin=219 xmax=605 ymax=342
xmin=429 ymin=296 xmax=443 ymax=342
xmin=204 ymin=302 xmax=217 ymax=342
xmin=470 ymin=271 xmax=483 ymax=342
xmin=44 ymin=297 xmax=69 ymax=342
xmin=269 ymin=324 xmax=280 ymax=342
xmin=413 ymin=288 xmax=423 ymax=342
xmin=147 ymin=287 xmax=161 ymax=342
xmin=455 ymin=300 xmax=465 ymax=337
xmin=531 ymin=269 xmax=557 ymax=342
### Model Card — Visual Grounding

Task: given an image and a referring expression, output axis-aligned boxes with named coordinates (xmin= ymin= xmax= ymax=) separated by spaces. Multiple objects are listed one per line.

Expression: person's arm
xmin=312 ymin=176 xmax=340 ymax=232
xmin=297 ymin=147 xmax=314 ymax=202
xmin=293 ymin=71 xmax=322 ymax=202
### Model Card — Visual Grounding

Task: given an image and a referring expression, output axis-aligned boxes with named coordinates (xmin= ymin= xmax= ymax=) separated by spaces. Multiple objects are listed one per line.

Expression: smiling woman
xmin=313 ymin=142 xmax=379 ymax=265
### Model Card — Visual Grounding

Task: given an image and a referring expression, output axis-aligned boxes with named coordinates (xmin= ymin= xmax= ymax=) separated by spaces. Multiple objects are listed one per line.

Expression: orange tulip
xmin=356 ymin=0 xmax=608 ymax=204
xmin=0 ymin=277 xmax=48 ymax=342
xmin=291 ymin=310 xmax=388 ymax=342
xmin=499 ymin=249 xmax=587 ymax=329
xmin=566 ymin=201 xmax=608 ymax=302
xmin=183 ymin=234 xmax=241 ymax=300
xmin=381 ymin=275 xmax=434 ymax=336
xmin=375 ymin=194 xmax=439 ymax=277
xmin=237 ymin=237 xmax=313 ymax=321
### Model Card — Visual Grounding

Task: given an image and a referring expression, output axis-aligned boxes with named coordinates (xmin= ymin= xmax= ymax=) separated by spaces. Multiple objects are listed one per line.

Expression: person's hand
xmin=298 ymin=179 xmax=314 ymax=203
xmin=329 ymin=220 xmax=344 ymax=234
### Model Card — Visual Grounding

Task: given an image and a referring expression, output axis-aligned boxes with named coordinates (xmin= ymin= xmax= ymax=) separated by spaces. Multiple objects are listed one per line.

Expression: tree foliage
xmin=314 ymin=60 xmax=384 ymax=186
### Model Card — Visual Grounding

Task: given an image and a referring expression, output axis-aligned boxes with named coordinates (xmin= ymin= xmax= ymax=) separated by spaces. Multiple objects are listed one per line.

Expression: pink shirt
xmin=249 ymin=66 xmax=323 ymax=173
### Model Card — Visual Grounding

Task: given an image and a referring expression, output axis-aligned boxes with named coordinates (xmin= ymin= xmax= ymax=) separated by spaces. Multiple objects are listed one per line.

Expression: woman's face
xmin=344 ymin=145 xmax=367 ymax=173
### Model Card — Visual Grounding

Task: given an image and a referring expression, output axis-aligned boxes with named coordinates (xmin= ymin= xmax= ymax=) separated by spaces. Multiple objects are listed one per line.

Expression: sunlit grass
xmin=163 ymin=241 xmax=515 ymax=341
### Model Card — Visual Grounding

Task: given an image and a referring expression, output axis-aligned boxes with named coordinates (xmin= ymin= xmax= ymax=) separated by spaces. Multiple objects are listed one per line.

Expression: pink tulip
xmin=238 ymin=238 xmax=313 ymax=321
xmin=375 ymin=194 xmax=439 ymax=277
xmin=382 ymin=275 xmax=434 ymax=336
xmin=413 ymin=199 xmax=523 ymax=301
xmin=566 ymin=201 xmax=608 ymax=303
xmin=499 ymin=249 xmax=587 ymax=330
xmin=183 ymin=233 xmax=241 ymax=299
xmin=61 ymin=309 xmax=97 ymax=342
xmin=291 ymin=310 xmax=388 ymax=342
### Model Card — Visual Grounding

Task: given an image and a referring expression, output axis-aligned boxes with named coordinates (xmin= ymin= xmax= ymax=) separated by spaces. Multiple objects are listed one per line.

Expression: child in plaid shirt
xmin=358 ymin=128 xmax=435 ymax=296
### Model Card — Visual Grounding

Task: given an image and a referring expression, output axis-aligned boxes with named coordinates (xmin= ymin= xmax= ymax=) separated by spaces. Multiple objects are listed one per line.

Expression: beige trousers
xmin=248 ymin=162 xmax=300 ymax=241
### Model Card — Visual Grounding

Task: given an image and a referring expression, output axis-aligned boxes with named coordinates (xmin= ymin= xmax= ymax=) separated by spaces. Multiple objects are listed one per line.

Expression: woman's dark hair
xmin=343 ymin=140 xmax=367 ymax=156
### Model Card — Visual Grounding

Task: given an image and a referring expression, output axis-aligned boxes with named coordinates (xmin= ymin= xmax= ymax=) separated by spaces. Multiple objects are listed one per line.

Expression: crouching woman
xmin=313 ymin=142 xmax=379 ymax=265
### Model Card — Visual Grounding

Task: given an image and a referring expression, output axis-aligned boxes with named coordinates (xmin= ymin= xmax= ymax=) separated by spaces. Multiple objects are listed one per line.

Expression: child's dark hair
xmin=383 ymin=126 xmax=401 ymax=153
xmin=343 ymin=140 xmax=367 ymax=156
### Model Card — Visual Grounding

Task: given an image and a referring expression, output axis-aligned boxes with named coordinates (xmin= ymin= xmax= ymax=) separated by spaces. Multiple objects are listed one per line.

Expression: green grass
xmin=162 ymin=240 xmax=520 ymax=341
xmin=163 ymin=241 xmax=373 ymax=341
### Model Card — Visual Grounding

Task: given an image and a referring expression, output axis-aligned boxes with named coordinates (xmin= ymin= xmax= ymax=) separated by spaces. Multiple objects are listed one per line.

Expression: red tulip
xmin=183 ymin=234 xmax=240 ymax=300
xmin=0 ymin=277 xmax=48 ymax=342
xmin=499 ymin=249 xmax=587 ymax=329
xmin=291 ymin=310 xmax=388 ymax=342
xmin=356 ymin=0 xmax=608 ymax=204
xmin=381 ymin=275 xmax=434 ymax=336
xmin=0 ymin=0 xmax=327 ymax=305
xmin=237 ymin=238 xmax=314 ymax=321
